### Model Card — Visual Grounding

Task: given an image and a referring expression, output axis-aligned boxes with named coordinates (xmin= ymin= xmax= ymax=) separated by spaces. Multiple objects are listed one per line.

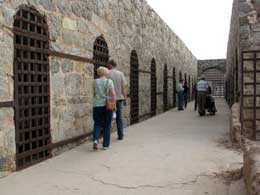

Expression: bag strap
xmin=104 ymin=79 xmax=109 ymax=98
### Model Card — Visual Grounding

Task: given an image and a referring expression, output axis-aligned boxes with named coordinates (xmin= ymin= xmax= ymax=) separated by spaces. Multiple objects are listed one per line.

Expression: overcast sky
xmin=146 ymin=0 xmax=233 ymax=60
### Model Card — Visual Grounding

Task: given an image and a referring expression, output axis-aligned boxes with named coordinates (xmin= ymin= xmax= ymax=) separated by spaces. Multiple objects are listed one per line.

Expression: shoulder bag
xmin=105 ymin=79 xmax=116 ymax=111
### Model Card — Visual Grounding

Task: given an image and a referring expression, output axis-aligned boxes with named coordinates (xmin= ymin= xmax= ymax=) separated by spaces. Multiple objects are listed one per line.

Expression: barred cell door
xmin=179 ymin=71 xmax=182 ymax=81
xmin=93 ymin=35 xmax=109 ymax=78
xmin=151 ymin=59 xmax=157 ymax=116
xmin=130 ymin=50 xmax=139 ymax=125
xmin=173 ymin=68 xmax=176 ymax=108
xmin=163 ymin=64 xmax=168 ymax=111
xmin=13 ymin=6 xmax=51 ymax=170
xmin=241 ymin=51 xmax=260 ymax=140
xmin=188 ymin=75 xmax=191 ymax=101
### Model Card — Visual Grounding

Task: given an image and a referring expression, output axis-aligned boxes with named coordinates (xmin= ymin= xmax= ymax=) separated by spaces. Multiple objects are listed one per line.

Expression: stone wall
xmin=0 ymin=0 xmax=197 ymax=171
xmin=230 ymin=103 xmax=242 ymax=144
xmin=50 ymin=57 xmax=93 ymax=143
xmin=227 ymin=0 xmax=260 ymax=138
xmin=198 ymin=59 xmax=226 ymax=78
xmin=243 ymin=139 xmax=260 ymax=195
xmin=227 ymin=1 xmax=260 ymax=194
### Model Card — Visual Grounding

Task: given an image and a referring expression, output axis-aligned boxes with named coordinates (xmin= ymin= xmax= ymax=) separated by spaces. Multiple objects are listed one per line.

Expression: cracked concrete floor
xmin=0 ymin=98 xmax=246 ymax=195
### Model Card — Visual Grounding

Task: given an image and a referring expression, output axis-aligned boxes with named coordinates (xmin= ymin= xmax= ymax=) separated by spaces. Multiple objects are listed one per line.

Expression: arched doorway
xmin=179 ymin=71 xmax=183 ymax=81
xmin=151 ymin=59 xmax=157 ymax=116
xmin=14 ymin=5 xmax=51 ymax=169
xmin=202 ymin=67 xmax=225 ymax=97
xmin=163 ymin=64 xmax=168 ymax=111
xmin=93 ymin=35 xmax=109 ymax=78
xmin=184 ymin=72 xmax=187 ymax=83
xmin=130 ymin=50 xmax=139 ymax=125
xmin=188 ymin=75 xmax=191 ymax=101
xmin=173 ymin=68 xmax=176 ymax=108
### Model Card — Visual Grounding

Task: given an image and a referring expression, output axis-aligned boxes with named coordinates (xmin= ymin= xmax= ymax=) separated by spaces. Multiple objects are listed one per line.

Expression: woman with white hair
xmin=93 ymin=66 xmax=116 ymax=150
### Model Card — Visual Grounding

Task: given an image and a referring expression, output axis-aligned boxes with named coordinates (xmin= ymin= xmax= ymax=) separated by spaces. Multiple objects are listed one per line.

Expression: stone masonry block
xmin=64 ymin=73 xmax=83 ymax=96
xmin=61 ymin=60 xmax=74 ymax=73
xmin=62 ymin=17 xmax=77 ymax=31
xmin=230 ymin=103 xmax=242 ymax=144
xmin=243 ymin=140 xmax=260 ymax=195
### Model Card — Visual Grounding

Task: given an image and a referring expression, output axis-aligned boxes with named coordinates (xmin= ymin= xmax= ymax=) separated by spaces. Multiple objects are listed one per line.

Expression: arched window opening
xmin=151 ymin=59 xmax=157 ymax=116
xmin=14 ymin=5 xmax=51 ymax=170
xmin=179 ymin=71 xmax=183 ymax=81
xmin=163 ymin=64 xmax=168 ymax=111
xmin=130 ymin=50 xmax=139 ymax=125
xmin=188 ymin=75 xmax=191 ymax=101
xmin=173 ymin=68 xmax=176 ymax=108
xmin=93 ymin=35 xmax=109 ymax=78
xmin=184 ymin=73 xmax=187 ymax=83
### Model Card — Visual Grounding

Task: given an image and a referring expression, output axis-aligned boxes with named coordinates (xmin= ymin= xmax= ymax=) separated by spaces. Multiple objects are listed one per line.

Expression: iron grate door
xmin=188 ymin=75 xmax=191 ymax=102
xmin=241 ymin=51 xmax=260 ymax=140
xmin=179 ymin=71 xmax=182 ymax=81
xmin=13 ymin=6 xmax=51 ymax=170
xmin=130 ymin=51 xmax=139 ymax=124
xmin=151 ymin=59 xmax=157 ymax=116
xmin=93 ymin=36 xmax=109 ymax=78
xmin=163 ymin=64 xmax=168 ymax=111
xmin=173 ymin=68 xmax=176 ymax=108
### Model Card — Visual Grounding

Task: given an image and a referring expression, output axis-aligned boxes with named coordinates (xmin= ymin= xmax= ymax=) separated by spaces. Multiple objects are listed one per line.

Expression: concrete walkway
xmin=0 ymin=98 xmax=246 ymax=195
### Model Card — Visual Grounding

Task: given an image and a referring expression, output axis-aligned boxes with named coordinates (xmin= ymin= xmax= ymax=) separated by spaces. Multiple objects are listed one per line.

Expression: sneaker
xmin=118 ymin=137 xmax=124 ymax=140
xmin=102 ymin=147 xmax=109 ymax=150
xmin=93 ymin=140 xmax=98 ymax=150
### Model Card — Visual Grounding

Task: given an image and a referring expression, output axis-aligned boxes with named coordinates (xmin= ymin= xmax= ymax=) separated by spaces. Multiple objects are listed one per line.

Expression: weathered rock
xmin=50 ymin=60 xmax=60 ymax=74
xmin=62 ymin=17 xmax=77 ymax=31
xmin=230 ymin=103 xmax=242 ymax=144
xmin=0 ymin=108 xmax=15 ymax=172
xmin=61 ymin=60 xmax=73 ymax=73
xmin=64 ymin=73 xmax=82 ymax=96
xmin=243 ymin=140 xmax=260 ymax=195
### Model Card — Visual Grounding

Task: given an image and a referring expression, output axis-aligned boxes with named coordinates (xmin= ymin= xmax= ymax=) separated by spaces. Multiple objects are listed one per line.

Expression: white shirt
xmin=177 ymin=83 xmax=184 ymax=92
xmin=197 ymin=80 xmax=208 ymax=92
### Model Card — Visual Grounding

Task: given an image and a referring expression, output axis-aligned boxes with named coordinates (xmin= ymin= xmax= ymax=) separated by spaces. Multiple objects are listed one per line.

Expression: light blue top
xmin=93 ymin=78 xmax=114 ymax=107
xmin=197 ymin=80 xmax=208 ymax=92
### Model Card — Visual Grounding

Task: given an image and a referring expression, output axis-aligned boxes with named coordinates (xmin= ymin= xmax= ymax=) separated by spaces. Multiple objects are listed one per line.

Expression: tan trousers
xmin=197 ymin=91 xmax=207 ymax=115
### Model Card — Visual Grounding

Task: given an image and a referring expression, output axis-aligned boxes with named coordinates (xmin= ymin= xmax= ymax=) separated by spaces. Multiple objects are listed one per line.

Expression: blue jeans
xmin=178 ymin=91 xmax=184 ymax=110
xmin=116 ymin=100 xmax=124 ymax=139
xmin=93 ymin=106 xmax=113 ymax=147
xmin=183 ymin=93 xmax=189 ymax=108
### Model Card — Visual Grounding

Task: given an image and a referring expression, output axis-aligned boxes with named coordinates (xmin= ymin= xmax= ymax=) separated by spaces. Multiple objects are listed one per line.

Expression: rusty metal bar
xmin=150 ymin=59 xmax=157 ymax=116
xmin=49 ymin=50 xmax=95 ymax=64
xmin=172 ymin=68 xmax=177 ymax=108
xmin=0 ymin=101 xmax=14 ymax=108
xmin=14 ymin=6 xmax=52 ymax=170
xmin=93 ymin=35 xmax=109 ymax=78
xmin=163 ymin=64 xmax=168 ymax=111
xmin=130 ymin=51 xmax=139 ymax=125
xmin=138 ymin=112 xmax=153 ymax=119
xmin=50 ymin=132 xmax=92 ymax=150
xmin=241 ymin=50 xmax=260 ymax=140
xmin=253 ymin=52 xmax=257 ymax=139
xmin=241 ymin=51 xmax=245 ymax=138
xmin=139 ymin=69 xmax=151 ymax=74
